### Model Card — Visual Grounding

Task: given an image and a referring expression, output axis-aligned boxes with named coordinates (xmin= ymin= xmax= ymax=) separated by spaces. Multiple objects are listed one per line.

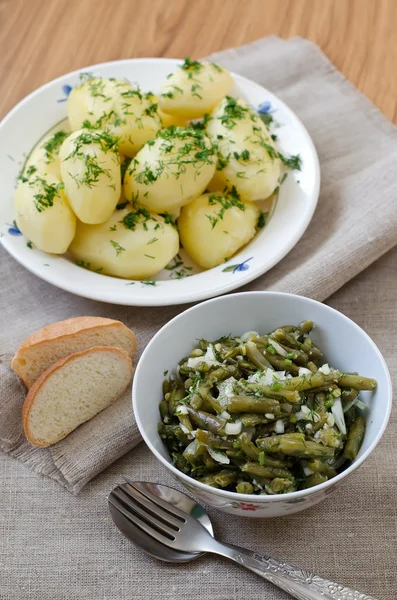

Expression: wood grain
xmin=0 ymin=0 xmax=397 ymax=122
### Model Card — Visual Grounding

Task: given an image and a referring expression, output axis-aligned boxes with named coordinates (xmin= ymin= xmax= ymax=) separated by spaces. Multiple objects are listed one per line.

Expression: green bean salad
xmin=158 ymin=322 xmax=376 ymax=495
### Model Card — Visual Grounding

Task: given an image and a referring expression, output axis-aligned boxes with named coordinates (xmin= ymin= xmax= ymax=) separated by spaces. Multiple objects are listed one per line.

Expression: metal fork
xmin=108 ymin=478 xmax=376 ymax=600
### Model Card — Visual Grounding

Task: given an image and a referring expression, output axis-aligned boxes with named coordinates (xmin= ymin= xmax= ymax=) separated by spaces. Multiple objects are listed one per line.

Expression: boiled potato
xmin=60 ymin=129 xmax=121 ymax=224
xmin=146 ymin=92 xmax=189 ymax=128
xmin=124 ymin=126 xmax=216 ymax=213
xmin=23 ymin=123 xmax=71 ymax=180
xmin=178 ymin=190 xmax=259 ymax=269
xmin=14 ymin=173 xmax=76 ymax=253
xmin=67 ymin=77 xmax=162 ymax=156
xmin=69 ymin=206 xmax=179 ymax=279
xmin=159 ymin=58 xmax=233 ymax=119
xmin=159 ymin=110 xmax=189 ymax=128
xmin=206 ymin=97 xmax=281 ymax=201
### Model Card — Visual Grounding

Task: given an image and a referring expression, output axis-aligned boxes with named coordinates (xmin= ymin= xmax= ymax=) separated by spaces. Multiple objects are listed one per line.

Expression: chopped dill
xmin=43 ymin=130 xmax=69 ymax=162
xmin=64 ymin=130 xmax=119 ymax=188
xmin=143 ymin=102 xmax=159 ymax=118
xmin=249 ymin=126 xmax=302 ymax=170
xmin=206 ymin=186 xmax=245 ymax=229
xmin=181 ymin=57 xmax=203 ymax=73
xmin=259 ymin=112 xmax=274 ymax=127
xmin=120 ymin=88 xmax=143 ymax=100
xmin=116 ymin=201 xmax=129 ymax=210
xmin=120 ymin=156 xmax=132 ymax=181
xmin=122 ymin=208 xmax=155 ymax=232
xmin=133 ymin=126 xmax=215 ymax=185
xmin=233 ymin=149 xmax=250 ymax=161
xmin=20 ymin=164 xmax=38 ymax=182
xmin=161 ymin=212 xmax=178 ymax=229
xmin=165 ymin=254 xmax=193 ymax=279
xmin=256 ymin=211 xmax=267 ymax=229
xmin=219 ymin=97 xmax=249 ymax=129
xmin=211 ymin=63 xmax=223 ymax=73
xmin=29 ymin=177 xmax=64 ymax=212
xmin=191 ymin=83 xmax=203 ymax=99
xmin=76 ymin=259 xmax=91 ymax=269
xmin=110 ymin=240 xmax=126 ymax=256
xmin=161 ymin=85 xmax=184 ymax=99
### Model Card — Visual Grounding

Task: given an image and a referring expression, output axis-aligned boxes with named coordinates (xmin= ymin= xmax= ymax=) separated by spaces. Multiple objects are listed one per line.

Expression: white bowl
xmin=133 ymin=292 xmax=392 ymax=517
xmin=0 ymin=58 xmax=319 ymax=306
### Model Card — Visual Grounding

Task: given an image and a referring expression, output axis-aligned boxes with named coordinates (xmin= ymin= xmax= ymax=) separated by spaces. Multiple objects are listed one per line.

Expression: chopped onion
xmin=268 ymin=339 xmax=287 ymax=357
xmin=331 ymin=397 xmax=347 ymax=435
xmin=187 ymin=343 xmax=221 ymax=369
xmin=303 ymin=466 xmax=314 ymax=476
xmin=299 ymin=367 xmax=312 ymax=376
xmin=318 ymin=363 xmax=330 ymax=375
xmin=219 ymin=411 xmax=231 ymax=421
xmin=207 ymin=447 xmax=230 ymax=464
xmin=327 ymin=413 xmax=335 ymax=427
xmin=176 ymin=404 xmax=188 ymax=415
xmin=356 ymin=399 xmax=366 ymax=411
xmin=225 ymin=421 xmax=242 ymax=435
xmin=274 ymin=419 xmax=285 ymax=434
xmin=241 ymin=331 xmax=259 ymax=341
xmin=342 ymin=396 xmax=359 ymax=413
xmin=248 ymin=368 xmax=276 ymax=386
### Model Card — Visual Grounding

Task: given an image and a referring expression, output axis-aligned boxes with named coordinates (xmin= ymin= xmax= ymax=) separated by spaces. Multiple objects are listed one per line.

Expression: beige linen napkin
xmin=1 ymin=36 xmax=397 ymax=494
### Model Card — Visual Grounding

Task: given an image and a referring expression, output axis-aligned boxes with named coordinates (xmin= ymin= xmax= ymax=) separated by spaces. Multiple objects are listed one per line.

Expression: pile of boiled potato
xmin=14 ymin=58 xmax=288 ymax=279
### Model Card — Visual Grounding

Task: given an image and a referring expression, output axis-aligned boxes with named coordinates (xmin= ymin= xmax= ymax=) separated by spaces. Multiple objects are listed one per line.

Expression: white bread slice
xmin=22 ymin=346 xmax=133 ymax=447
xmin=12 ymin=316 xmax=136 ymax=388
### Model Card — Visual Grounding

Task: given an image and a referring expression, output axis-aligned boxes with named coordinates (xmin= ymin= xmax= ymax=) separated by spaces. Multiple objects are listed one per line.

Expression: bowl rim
xmin=132 ymin=291 xmax=393 ymax=503
xmin=0 ymin=58 xmax=320 ymax=307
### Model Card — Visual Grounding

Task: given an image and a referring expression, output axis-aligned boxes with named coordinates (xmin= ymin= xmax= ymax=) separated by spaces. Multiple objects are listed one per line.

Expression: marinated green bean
xmin=267 ymin=478 xmax=296 ymax=494
xmin=343 ymin=416 xmax=366 ymax=461
xmin=186 ymin=406 xmax=224 ymax=434
xmin=238 ymin=432 xmax=260 ymax=459
xmin=245 ymin=341 xmax=272 ymax=369
xmin=306 ymin=458 xmax=337 ymax=478
xmin=300 ymin=473 xmax=328 ymax=489
xmin=227 ymin=395 xmax=281 ymax=415
xmin=241 ymin=462 xmax=293 ymax=480
xmin=243 ymin=383 xmax=300 ymax=403
xmin=195 ymin=429 xmax=233 ymax=449
xmin=236 ymin=481 xmax=254 ymax=494
xmin=256 ymin=433 xmax=335 ymax=459
xmin=198 ymin=471 xmax=238 ymax=488
xmin=159 ymin=322 xmax=375 ymax=495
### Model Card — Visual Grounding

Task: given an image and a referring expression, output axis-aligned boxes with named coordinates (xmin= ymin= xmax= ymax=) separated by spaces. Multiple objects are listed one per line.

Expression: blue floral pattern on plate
xmin=57 ymin=84 xmax=72 ymax=103
xmin=8 ymin=223 xmax=22 ymax=236
xmin=257 ymin=100 xmax=277 ymax=115
xmin=222 ymin=257 xmax=253 ymax=273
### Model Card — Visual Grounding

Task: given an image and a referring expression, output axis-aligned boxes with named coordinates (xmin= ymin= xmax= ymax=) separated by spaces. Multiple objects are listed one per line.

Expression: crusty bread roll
xmin=12 ymin=316 xmax=136 ymax=388
xmin=22 ymin=346 xmax=133 ymax=447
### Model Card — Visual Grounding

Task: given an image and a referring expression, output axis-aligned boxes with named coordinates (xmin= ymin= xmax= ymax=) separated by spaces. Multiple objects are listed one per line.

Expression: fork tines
xmin=108 ymin=480 xmax=186 ymax=547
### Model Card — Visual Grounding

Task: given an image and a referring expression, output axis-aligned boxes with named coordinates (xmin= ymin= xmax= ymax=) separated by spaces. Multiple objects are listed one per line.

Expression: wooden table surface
xmin=1 ymin=0 xmax=397 ymax=122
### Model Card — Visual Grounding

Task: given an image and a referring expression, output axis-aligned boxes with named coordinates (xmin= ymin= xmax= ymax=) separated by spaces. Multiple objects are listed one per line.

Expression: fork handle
xmin=211 ymin=541 xmax=377 ymax=600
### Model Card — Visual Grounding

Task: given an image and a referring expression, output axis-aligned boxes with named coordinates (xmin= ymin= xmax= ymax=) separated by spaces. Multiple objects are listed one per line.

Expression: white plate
xmin=0 ymin=58 xmax=320 ymax=306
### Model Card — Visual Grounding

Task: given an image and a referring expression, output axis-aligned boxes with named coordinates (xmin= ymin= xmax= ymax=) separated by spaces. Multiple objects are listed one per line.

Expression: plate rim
xmin=0 ymin=57 xmax=321 ymax=306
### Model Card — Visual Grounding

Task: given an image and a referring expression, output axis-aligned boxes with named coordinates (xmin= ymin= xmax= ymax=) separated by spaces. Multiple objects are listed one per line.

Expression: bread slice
xmin=12 ymin=316 xmax=136 ymax=388
xmin=22 ymin=346 xmax=133 ymax=447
